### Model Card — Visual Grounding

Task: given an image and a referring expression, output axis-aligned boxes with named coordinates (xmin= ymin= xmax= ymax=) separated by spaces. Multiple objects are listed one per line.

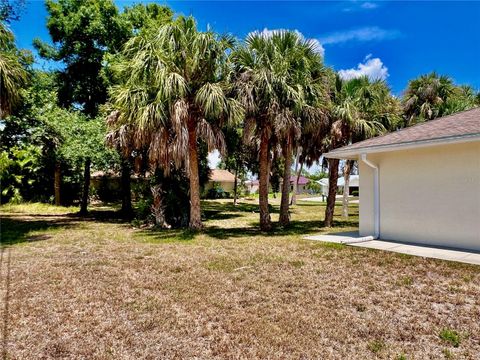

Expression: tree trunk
xmin=79 ymin=158 xmax=91 ymax=215
xmin=54 ymin=161 xmax=61 ymax=206
xmin=296 ymin=162 xmax=304 ymax=193
xmin=151 ymin=184 xmax=169 ymax=228
xmin=324 ymin=158 xmax=339 ymax=227
xmin=187 ymin=124 xmax=203 ymax=230
xmin=290 ymin=146 xmax=300 ymax=205
xmin=342 ymin=160 xmax=353 ymax=218
xmin=279 ymin=137 xmax=292 ymax=226
xmin=121 ymin=158 xmax=133 ymax=219
xmin=233 ymin=162 xmax=238 ymax=206
xmin=258 ymin=131 xmax=272 ymax=231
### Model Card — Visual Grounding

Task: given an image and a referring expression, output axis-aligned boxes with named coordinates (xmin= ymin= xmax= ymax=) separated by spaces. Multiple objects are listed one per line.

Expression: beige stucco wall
xmin=359 ymin=141 xmax=480 ymax=251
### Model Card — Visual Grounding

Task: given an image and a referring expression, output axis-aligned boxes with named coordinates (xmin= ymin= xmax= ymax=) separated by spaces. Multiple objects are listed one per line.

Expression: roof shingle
xmin=328 ymin=107 xmax=480 ymax=156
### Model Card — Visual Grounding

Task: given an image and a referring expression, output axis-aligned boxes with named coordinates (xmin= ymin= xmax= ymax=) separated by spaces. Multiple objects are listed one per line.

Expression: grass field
xmin=0 ymin=200 xmax=479 ymax=359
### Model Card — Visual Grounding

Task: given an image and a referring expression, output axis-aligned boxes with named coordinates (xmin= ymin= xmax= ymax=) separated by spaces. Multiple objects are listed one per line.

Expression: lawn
xmin=0 ymin=200 xmax=479 ymax=359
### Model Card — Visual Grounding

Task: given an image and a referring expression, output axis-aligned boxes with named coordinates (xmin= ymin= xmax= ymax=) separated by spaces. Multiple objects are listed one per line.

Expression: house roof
xmin=326 ymin=107 xmax=480 ymax=159
xmin=209 ymin=169 xmax=236 ymax=182
xmin=289 ymin=175 xmax=309 ymax=185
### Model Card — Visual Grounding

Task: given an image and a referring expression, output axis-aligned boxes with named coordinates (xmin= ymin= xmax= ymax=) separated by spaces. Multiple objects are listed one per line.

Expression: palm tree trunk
xmin=279 ymin=137 xmax=292 ymax=226
xmin=259 ymin=131 xmax=272 ymax=231
xmin=342 ymin=160 xmax=353 ymax=218
xmin=121 ymin=158 xmax=133 ymax=219
xmin=290 ymin=146 xmax=300 ymax=205
xmin=324 ymin=158 xmax=339 ymax=227
xmin=188 ymin=124 xmax=203 ymax=230
xmin=79 ymin=158 xmax=91 ymax=215
xmin=54 ymin=161 xmax=61 ymax=206
xmin=233 ymin=162 xmax=238 ymax=206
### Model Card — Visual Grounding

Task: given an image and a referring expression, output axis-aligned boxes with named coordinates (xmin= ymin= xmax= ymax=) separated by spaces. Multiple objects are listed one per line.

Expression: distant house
xmin=318 ymin=175 xmax=359 ymax=196
xmin=325 ymin=108 xmax=480 ymax=251
xmin=245 ymin=175 xmax=310 ymax=194
xmin=287 ymin=175 xmax=310 ymax=193
xmin=205 ymin=169 xmax=236 ymax=193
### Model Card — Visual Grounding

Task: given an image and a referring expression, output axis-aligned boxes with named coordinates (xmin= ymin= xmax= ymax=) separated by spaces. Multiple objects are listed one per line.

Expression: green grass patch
xmin=367 ymin=340 xmax=386 ymax=354
xmin=439 ymin=329 xmax=461 ymax=347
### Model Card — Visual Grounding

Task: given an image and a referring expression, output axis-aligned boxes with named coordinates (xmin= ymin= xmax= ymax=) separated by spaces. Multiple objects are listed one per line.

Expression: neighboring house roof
xmin=326 ymin=107 xmax=480 ymax=159
xmin=209 ymin=169 xmax=236 ymax=183
xmin=289 ymin=175 xmax=309 ymax=185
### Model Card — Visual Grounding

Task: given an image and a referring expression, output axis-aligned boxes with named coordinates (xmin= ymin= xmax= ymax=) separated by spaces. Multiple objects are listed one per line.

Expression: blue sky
xmin=9 ymin=1 xmax=480 ymax=170
xmin=11 ymin=0 xmax=480 ymax=95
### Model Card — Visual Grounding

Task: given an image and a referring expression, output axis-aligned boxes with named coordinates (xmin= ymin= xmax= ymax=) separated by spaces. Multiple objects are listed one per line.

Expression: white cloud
xmin=361 ymin=2 xmax=379 ymax=10
xmin=208 ymin=150 xmax=221 ymax=169
xmin=248 ymin=28 xmax=325 ymax=57
xmin=338 ymin=54 xmax=389 ymax=81
xmin=343 ymin=1 xmax=380 ymax=12
xmin=319 ymin=26 xmax=400 ymax=45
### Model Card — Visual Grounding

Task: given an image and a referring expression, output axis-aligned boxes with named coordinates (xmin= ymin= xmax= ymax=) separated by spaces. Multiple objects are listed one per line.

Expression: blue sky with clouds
xmin=10 ymin=0 xmax=480 ymax=169
xmin=11 ymin=1 xmax=480 ymax=95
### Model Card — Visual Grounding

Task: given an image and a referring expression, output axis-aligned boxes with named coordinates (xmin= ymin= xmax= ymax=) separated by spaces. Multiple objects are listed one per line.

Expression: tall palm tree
xmin=232 ymin=30 xmax=327 ymax=229
xmin=402 ymin=72 xmax=454 ymax=126
xmin=0 ymin=23 xmax=28 ymax=117
xmin=109 ymin=17 xmax=243 ymax=230
xmin=324 ymin=75 xmax=400 ymax=226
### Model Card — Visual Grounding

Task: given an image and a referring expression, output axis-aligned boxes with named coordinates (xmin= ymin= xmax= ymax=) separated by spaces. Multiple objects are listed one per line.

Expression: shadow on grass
xmin=202 ymin=201 xmax=279 ymax=214
xmin=140 ymin=218 xmax=359 ymax=242
xmin=0 ymin=216 xmax=76 ymax=246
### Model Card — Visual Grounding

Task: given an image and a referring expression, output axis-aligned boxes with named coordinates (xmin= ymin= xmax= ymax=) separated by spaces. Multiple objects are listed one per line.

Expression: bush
xmin=132 ymin=169 xmax=191 ymax=228
xmin=351 ymin=190 xmax=359 ymax=196
xmin=205 ymin=182 xmax=227 ymax=199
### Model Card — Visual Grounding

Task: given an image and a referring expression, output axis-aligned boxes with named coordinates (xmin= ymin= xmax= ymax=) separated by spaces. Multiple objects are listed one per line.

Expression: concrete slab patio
xmin=305 ymin=232 xmax=480 ymax=265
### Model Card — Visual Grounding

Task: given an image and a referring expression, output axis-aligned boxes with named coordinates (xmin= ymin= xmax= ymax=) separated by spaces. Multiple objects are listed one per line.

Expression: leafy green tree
xmin=109 ymin=17 xmax=242 ymax=229
xmin=0 ymin=0 xmax=25 ymax=23
xmin=33 ymin=0 xmax=131 ymax=213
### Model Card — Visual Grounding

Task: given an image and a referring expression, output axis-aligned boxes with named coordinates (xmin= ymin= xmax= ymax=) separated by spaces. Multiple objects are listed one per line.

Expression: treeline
xmin=1 ymin=0 xmax=479 ymax=230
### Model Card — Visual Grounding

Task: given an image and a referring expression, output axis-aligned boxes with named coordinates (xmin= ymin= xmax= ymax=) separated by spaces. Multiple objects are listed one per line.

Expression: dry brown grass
xmin=0 ymin=200 xmax=479 ymax=359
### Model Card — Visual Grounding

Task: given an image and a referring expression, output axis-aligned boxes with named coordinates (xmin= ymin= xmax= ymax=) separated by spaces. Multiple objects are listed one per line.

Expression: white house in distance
xmin=318 ymin=175 xmax=359 ymax=196
xmin=325 ymin=108 xmax=480 ymax=251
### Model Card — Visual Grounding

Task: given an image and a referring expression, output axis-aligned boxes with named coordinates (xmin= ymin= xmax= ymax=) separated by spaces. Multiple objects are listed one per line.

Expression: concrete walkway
xmin=305 ymin=232 xmax=480 ymax=265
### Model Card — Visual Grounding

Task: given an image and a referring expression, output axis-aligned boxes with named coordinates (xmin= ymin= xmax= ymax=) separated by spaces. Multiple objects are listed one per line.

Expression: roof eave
xmin=325 ymin=133 xmax=480 ymax=159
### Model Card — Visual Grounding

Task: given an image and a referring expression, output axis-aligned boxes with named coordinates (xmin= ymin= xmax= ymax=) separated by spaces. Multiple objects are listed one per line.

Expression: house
xmin=288 ymin=175 xmax=310 ymax=193
xmin=318 ymin=175 xmax=359 ymax=196
xmin=205 ymin=169 xmax=236 ymax=193
xmin=245 ymin=175 xmax=310 ymax=194
xmin=325 ymin=108 xmax=480 ymax=251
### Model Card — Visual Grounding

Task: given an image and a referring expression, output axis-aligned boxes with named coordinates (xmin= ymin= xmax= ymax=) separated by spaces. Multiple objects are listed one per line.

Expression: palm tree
xmin=109 ymin=17 xmax=243 ymax=230
xmin=232 ymin=30 xmax=327 ymax=229
xmin=0 ymin=23 xmax=28 ymax=117
xmin=402 ymin=72 xmax=455 ymax=125
xmin=324 ymin=75 xmax=400 ymax=226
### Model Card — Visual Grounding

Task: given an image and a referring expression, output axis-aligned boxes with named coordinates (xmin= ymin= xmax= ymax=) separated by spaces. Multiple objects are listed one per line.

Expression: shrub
xmin=205 ymin=182 xmax=227 ymax=199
